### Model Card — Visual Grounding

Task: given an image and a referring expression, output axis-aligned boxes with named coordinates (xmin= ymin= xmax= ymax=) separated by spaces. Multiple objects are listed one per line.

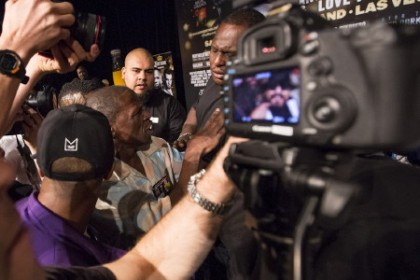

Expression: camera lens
xmin=72 ymin=12 xmax=106 ymax=51
xmin=39 ymin=8 xmax=106 ymax=58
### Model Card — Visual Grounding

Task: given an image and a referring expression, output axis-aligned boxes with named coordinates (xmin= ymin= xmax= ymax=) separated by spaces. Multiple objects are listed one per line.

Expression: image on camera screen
xmin=231 ymin=66 xmax=300 ymax=125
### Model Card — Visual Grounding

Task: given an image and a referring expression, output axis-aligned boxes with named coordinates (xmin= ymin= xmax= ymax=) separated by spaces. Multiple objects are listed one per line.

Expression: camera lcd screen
xmin=231 ymin=66 xmax=300 ymax=125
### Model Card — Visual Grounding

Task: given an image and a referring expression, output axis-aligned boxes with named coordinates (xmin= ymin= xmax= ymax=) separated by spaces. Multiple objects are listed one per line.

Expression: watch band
xmin=0 ymin=50 xmax=29 ymax=84
xmin=187 ymin=169 xmax=233 ymax=215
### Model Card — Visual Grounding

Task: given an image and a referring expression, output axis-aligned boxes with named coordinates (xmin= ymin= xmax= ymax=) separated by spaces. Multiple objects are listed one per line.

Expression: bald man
xmin=122 ymin=48 xmax=186 ymax=143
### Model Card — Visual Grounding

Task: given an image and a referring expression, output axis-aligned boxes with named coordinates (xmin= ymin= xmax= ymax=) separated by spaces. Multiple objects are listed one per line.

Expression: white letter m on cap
xmin=64 ymin=138 xmax=78 ymax=152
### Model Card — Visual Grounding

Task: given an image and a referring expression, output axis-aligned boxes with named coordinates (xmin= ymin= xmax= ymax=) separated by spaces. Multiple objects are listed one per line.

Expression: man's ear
xmin=121 ymin=67 xmax=126 ymax=80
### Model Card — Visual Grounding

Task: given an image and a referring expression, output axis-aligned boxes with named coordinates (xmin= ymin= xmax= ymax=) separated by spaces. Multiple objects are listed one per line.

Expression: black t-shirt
xmin=144 ymin=89 xmax=186 ymax=143
xmin=195 ymin=79 xmax=226 ymax=163
xmin=195 ymin=78 xmax=223 ymax=130
xmin=45 ymin=266 xmax=116 ymax=280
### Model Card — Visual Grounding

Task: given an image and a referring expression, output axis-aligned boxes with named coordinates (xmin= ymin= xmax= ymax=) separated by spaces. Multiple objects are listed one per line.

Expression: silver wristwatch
xmin=187 ymin=169 xmax=233 ymax=215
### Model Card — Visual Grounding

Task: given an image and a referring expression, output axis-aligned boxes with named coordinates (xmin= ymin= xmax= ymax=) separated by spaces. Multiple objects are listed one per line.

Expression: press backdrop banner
xmin=303 ymin=0 xmax=420 ymax=28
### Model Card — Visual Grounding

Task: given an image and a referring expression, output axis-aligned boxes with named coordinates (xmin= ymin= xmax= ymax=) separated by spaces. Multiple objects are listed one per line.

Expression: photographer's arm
xmin=0 ymin=70 xmax=23 ymax=137
xmin=105 ymin=136 xmax=244 ymax=280
xmin=5 ymin=57 xmax=46 ymax=135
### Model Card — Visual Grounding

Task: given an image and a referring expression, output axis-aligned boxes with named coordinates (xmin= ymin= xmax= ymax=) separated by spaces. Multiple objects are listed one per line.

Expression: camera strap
xmin=15 ymin=135 xmax=41 ymax=192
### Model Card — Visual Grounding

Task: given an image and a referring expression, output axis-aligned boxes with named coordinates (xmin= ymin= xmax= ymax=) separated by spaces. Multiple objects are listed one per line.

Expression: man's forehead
xmin=127 ymin=53 xmax=154 ymax=68
xmin=128 ymin=61 xmax=154 ymax=68
xmin=212 ymin=23 xmax=248 ymax=49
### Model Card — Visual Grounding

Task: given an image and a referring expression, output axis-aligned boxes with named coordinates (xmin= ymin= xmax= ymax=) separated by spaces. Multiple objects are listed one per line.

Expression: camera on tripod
xmin=222 ymin=2 xmax=420 ymax=280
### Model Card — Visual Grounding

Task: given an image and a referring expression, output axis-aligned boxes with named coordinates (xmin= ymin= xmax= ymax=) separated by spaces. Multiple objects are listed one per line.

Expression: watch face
xmin=0 ymin=53 xmax=18 ymax=72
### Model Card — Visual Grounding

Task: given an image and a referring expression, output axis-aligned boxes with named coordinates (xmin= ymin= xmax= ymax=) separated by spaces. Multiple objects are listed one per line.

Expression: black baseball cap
xmin=36 ymin=104 xmax=114 ymax=181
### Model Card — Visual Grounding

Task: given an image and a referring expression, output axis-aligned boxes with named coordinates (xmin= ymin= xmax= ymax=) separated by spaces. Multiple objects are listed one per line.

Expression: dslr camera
xmin=7 ymin=85 xmax=57 ymax=135
xmin=224 ymin=2 xmax=420 ymax=151
xmin=25 ymin=85 xmax=58 ymax=117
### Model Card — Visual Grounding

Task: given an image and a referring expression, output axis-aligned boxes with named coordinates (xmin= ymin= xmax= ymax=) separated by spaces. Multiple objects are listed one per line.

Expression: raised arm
xmin=169 ymin=108 xmax=225 ymax=205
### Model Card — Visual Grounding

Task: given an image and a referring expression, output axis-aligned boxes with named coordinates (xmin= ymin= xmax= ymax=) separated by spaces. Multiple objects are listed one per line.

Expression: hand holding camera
xmin=36 ymin=39 xmax=100 ymax=75
xmin=0 ymin=0 xmax=75 ymax=64
xmin=38 ymin=0 xmax=105 ymax=72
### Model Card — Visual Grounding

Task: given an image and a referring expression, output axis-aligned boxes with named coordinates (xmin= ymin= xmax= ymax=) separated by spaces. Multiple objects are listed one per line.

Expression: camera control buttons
xmin=300 ymin=38 xmax=320 ymax=56
xmin=312 ymin=97 xmax=340 ymax=123
xmin=306 ymin=86 xmax=356 ymax=133
xmin=308 ymin=57 xmax=333 ymax=76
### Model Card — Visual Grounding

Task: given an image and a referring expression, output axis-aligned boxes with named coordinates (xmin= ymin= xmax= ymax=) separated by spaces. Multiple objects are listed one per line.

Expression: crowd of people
xmin=2 ymin=1 xmax=420 ymax=280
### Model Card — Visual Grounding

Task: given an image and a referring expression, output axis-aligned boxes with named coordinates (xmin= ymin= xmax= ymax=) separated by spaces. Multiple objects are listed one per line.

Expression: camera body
xmin=6 ymin=85 xmax=57 ymax=135
xmin=224 ymin=5 xmax=420 ymax=150
xmin=25 ymin=85 xmax=58 ymax=117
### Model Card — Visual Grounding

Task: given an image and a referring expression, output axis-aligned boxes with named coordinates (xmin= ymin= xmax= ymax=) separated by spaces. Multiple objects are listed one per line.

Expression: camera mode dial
xmin=306 ymin=86 xmax=356 ymax=133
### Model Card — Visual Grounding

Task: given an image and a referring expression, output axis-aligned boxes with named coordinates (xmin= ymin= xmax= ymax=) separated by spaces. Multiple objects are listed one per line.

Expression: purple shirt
xmin=15 ymin=192 xmax=126 ymax=267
